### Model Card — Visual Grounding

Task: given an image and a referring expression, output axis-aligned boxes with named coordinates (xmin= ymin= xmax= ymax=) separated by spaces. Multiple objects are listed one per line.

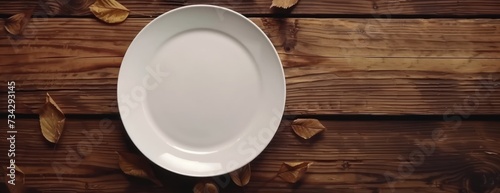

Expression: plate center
xmin=144 ymin=29 xmax=262 ymax=153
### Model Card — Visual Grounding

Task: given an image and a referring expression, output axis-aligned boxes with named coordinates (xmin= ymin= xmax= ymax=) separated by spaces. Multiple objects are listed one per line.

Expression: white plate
xmin=117 ymin=5 xmax=285 ymax=177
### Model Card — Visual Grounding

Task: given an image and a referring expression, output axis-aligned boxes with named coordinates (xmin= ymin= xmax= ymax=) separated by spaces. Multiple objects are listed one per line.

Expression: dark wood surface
xmin=1 ymin=18 xmax=500 ymax=115
xmin=2 ymin=0 xmax=500 ymax=16
xmin=1 ymin=0 xmax=500 ymax=193
xmin=1 ymin=118 xmax=500 ymax=193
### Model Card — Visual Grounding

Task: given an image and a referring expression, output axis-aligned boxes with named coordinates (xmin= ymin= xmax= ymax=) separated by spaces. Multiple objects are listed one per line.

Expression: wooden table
xmin=1 ymin=1 xmax=500 ymax=192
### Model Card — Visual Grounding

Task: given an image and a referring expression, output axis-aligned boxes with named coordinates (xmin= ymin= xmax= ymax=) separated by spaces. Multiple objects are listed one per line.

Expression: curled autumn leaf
xmin=39 ymin=93 xmax=65 ymax=144
xmin=4 ymin=8 xmax=34 ymax=35
xmin=117 ymin=151 xmax=162 ymax=186
xmin=193 ymin=182 xmax=218 ymax=193
xmin=229 ymin=164 xmax=251 ymax=187
xmin=270 ymin=0 xmax=299 ymax=9
xmin=277 ymin=162 xmax=312 ymax=183
xmin=89 ymin=0 xmax=129 ymax=24
xmin=291 ymin=119 xmax=326 ymax=139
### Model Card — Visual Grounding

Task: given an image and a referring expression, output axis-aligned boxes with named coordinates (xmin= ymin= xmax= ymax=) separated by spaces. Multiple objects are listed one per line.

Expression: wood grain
xmin=1 ymin=118 xmax=499 ymax=193
xmin=2 ymin=0 xmax=500 ymax=17
xmin=1 ymin=1 xmax=499 ymax=193
xmin=1 ymin=18 xmax=500 ymax=115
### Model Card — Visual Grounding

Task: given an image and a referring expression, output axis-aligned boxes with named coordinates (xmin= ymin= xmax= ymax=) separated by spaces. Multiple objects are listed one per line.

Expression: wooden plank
xmin=1 ymin=18 xmax=500 ymax=115
xmin=1 ymin=0 xmax=500 ymax=17
xmin=1 ymin=118 xmax=499 ymax=192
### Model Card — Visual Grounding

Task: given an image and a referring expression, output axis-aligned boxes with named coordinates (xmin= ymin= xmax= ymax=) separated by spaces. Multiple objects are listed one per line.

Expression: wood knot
xmin=277 ymin=19 xmax=298 ymax=53
xmin=42 ymin=0 xmax=93 ymax=16
xmin=463 ymin=170 xmax=497 ymax=193
xmin=261 ymin=18 xmax=298 ymax=53
xmin=342 ymin=161 xmax=351 ymax=170
xmin=284 ymin=44 xmax=293 ymax=52
xmin=372 ymin=0 xmax=378 ymax=10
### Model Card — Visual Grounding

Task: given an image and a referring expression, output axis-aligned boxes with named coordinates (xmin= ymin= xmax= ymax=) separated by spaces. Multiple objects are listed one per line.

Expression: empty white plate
xmin=117 ymin=5 xmax=285 ymax=177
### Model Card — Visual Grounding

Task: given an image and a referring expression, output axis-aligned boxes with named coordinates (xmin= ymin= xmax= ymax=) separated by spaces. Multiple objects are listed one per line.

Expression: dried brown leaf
xmin=277 ymin=162 xmax=312 ymax=183
xmin=6 ymin=164 xmax=25 ymax=193
xmin=4 ymin=8 xmax=34 ymax=35
xmin=291 ymin=119 xmax=326 ymax=139
xmin=270 ymin=0 xmax=299 ymax=9
xmin=229 ymin=164 xmax=251 ymax=187
xmin=39 ymin=93 xmax=65 ymax=144
xmin=89 ymin=0 xmax=129 ymax=23
xmin=14 ymin=165 xmax=25 ymax=185
xmin=117 ymin=151 xmax=162 ymax=186
xmin=193 ymin=182 xmax=218 ymax=193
